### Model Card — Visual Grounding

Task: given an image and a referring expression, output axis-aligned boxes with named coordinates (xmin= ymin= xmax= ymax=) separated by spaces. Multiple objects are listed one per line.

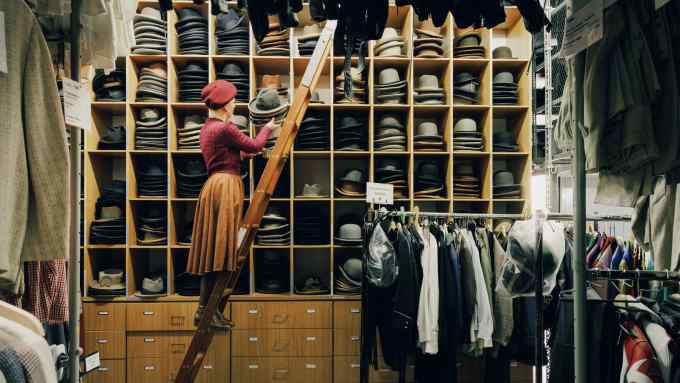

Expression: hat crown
xmin=494 ymin=131 xmax=515 ymax=143
xmin=140 ymin=7 xmax=162 ymax=20
xmin=418 ymin=19 xmax=441 ymax=35
xmin=302 ymin=183 xmax=322 ymax=195
xmin=457 ymin=32 xmax=481 ymax=46
xmin=493 ymin=46 xmax=513 ymax=58
xmin=338 ymin=224 xmax=362 ymax=239
xmin=419 ymin=162 xmax=440 ymax=178
xmin=255 ymin=88 xmax=282 ymax=110
xmin=378 ymin=68 xmax=401 ymax=84
xmin=379 ymin=159 xmax=401 ymax=172
xmin=494 ymin=71 xmax=515 ymax=84
xmin=455 ymin=71 xmax=475 ymax=83
xmin=232 ymin=114 xmax=248 ymax=127
xmin=216 ymin=9 xmax=243 ymax=30
xmin=378 ymin=114 xmax=404 ymax=129
xmin=341 ymin=169 xmax=364 ymax=183
xmin=176 ymin=8 xmax=203 ymax=20
xmin=222 ymin=63 xmax=244 ymax=75
xmin=184 ymin=62 xmax=206 ymax=72
xmin=100 ymin=206 xmax=122 ymax=219
xmin=417 ymin=121 xmax=439 ymax=136
xmin=302 ymin=24 xmax=321 ymax=36
xmin=342 ymin=257 xmax=363 ymax=280
xmin=184 ymin=114 xmax=203 ymax=125
xmin=417 ymin=74 xmax=440 ymax=89
xmin=143 ymin=276 xmax=164 ymax=292
xmin=379 ymin=28 xmax=400 ymax=42
xmin=494 ymin=170 xmax=516 ymax=185
xmin=376 ymin=127 xmax=403 ymax=136
xmin=339 ymin=116 xmax=361 ymax=127
xmin=454 ymin=118 xmax=478 ymax=132
xmin=99 ymin=269 xmax=124 ymax=287
xmin=455 ymin=163 xmax=475 ymax=175
xmin=140 ymin=108 xmax=161 ymax=121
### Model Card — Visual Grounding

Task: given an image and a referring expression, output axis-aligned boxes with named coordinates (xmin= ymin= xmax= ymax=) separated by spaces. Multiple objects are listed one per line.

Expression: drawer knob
xmin=97 ymin=311 xmax=110 ymax=316
xmin=144 ymin=366 xmax=156 ymax=371
xmin=203 ymin=365 xmax=213 ymax=370
xmin=305 ymin=364 xmax=317 ymax=369
xmin=98 ymin=367 xmax=110 ymax=372
xmin=350 ymin=364 xmax=360 ymax=369
xmin=351 ymin=336 xmax=360 ymax=341
xmin=350 ymin=308 xmax=360 ymax=313
xmin=96 ymin=339 xmax=109 ymax=344
xmin=144 ymin=338 xmax=156 ymax=343
xmin=248 ymin=364 xmax=259 ymax=369
xmin=305 ymin=336 xmax=317 ymax=342
xmin=143 ymin=311 xmax=155 ymax=316
xmin=248 ymin=336 xmax=258 ymax=342
xmin=306 ymin=308 xmax=317 ymax=314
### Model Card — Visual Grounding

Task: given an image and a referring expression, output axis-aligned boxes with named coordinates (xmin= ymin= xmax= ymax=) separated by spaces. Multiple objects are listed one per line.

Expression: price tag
xmin=656 ymin=0 xmax=671 ymax=9
xmin=62 ymin=78 xmax=91 ymax=130
xmin=83 ymin=352 xmax=101 ymax=374
xmin=559 ymin=0 xmax=603 ymax=58
xmin=366 ymin=182 xmax=394 ymax=205
xmin=0 ymin=12 xmax=6 ymax=74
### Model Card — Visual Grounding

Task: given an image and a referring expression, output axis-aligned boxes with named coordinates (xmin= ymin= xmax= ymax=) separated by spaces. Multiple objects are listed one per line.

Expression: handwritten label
xmin=366 ymin=182 xmax=394 ymax=205
xmin=0 ymin=12 xmax=7 ymax=73
xmin=62 ymin=78 xmax=91 ymax=130
xmin=560 ymin=0 xmax=603 ymax=58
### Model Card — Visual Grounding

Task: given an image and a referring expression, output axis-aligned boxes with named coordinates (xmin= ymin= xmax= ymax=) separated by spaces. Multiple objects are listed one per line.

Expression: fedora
xmin=216 ymin=9 xmax=245 ymax=32
xmin=494 ymin=171 xmax=521 ymax=188
xmin=134 ymin=275 xmax=166 ymax=297
xmin=91 ymin=269 xmax=125 ymax=290
xmin=493 ymin=46 xmax=514 ymax=59
xmin=299 ymin=183 xmax=325 ymax=197
xmin=414 ymin=121 xmax=441 ymax=140
xmin=454 ymin=118 xmax=479 ymax=133
xmin=295 ymin=276 xmax=329 ymax=295
xmin=456 ymin=31 xmax=482 ymax=47
xmin=377 ymin=68 xmax=402 ymax=85
xmin=414 ymin=74 xmax=442 ymax=92
xmin=249 ymin=88 xmax=289 ymax=115
xmin=416 ymin=19 xmax=442 ymax=37
xmin=175 ymin=8 xmax=206 ymax=25
xmin=377 ymin=114 xmax=405 ymax=130
xmin=134 ymin=7 xmax=166 ymax=24
xmin=298 ymin=24 xmax=321 ymax=42
xmin=493 ymin=72 xmax=515 ymax=84
xmin=375 ymin=40 xmax=405 ymax=57
xmin=335 ymin=223 xmax=362 ymax=243
xmin=339 ymin=169 xmax=365 ymax=184
xmin=376 ymin=27 xmax=404 ymax=49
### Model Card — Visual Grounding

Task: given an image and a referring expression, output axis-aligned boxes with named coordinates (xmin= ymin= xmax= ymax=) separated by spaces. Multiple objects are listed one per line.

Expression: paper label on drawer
xmin=144 ymin=366 xmax=156 ymax=371
xmin=203 ymin=365 xmax=213 ymax=370
xmin=305 ymin=336 xmax=317 ymax=341
xmin=305 ymin=364 xmax=317 ymax=369
xmin=350 ymin=364 xmax=360 ymax=368
xmin=98 ymin=367 xmax=109 ymax=372
xmin=96 ymin=339 xmax=109 ymax=344
xmin=97 ymin=311 xmax=109 ymax=316
xmin=143 ymin=311 xmax=155 ymax=315
xmin=306 ymin=308 xmax=317 ymax=314
xmin=248 ymin=336 xmax=258 ymax=342
xmin=351 ymin=336 xmax=360 ymax=341
xmin=248 ymin=309 xmax=258 ymax=315
xmin=144 ymin=338 xmax=155 ymax=343
xmin=350 ymin=308 xmax=360 ymax=313
xmin=248 ymin=364 xmax=259 ymax=369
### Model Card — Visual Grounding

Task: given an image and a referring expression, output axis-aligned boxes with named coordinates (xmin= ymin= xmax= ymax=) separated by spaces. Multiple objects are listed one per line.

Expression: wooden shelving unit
xmin=83 ymin=2 xmax=532 ymax=303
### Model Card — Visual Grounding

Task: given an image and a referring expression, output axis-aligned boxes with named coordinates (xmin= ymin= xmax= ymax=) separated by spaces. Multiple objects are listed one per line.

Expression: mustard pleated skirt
xmin=187 ymin=172 xmax=244 ymax=275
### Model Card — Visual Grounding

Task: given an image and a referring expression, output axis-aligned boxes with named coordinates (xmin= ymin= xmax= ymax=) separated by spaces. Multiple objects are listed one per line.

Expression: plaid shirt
xmin=22 ymin=261 xmax=68 ymax=324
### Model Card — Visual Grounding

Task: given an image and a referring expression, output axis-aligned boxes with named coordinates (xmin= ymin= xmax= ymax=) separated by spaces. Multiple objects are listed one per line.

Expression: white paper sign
xmin=559 ymin=0 xmax=603 ymax=58
xmin=0 ymin=12 xmax=7 ymax=74
xmin=656 ymin=0 xmax=671 ymax=9
xmin=62 ymin=78 xmax=91 ymax=130
xmin=366 ymin=182 xmax=394 ymax=205
xmin=83 ymin=352 xmax=101 ymax=373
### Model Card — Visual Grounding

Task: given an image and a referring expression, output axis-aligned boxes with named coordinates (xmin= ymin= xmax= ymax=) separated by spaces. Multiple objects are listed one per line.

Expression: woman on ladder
xmin=187 ymin=79 xmax=273 ymax=328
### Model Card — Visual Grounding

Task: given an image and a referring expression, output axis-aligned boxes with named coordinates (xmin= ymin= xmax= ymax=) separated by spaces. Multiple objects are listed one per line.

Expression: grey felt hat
xmin=339 ymin=169 xmax=365 ymax=183
xmin=454 ymin=118 xmax=478 ymax=133
xmin=493 ymin=46 xmax=514 ymax=59
xmin=134 ymin=7 xmax=166 ymax=24
xmin=414 ymin=74 xmax=442 ymax=92
xmin=414 ymin=121 xmax=441 ymax=140
xmin=456 ymin=31 xmax=482 ymax=47
xmin=493 ymin=72 xmax=516 ymax=84
xmin=494 ymin=170 xmax=520 ymax=188
xmin=249 ymin=88 xmax=289 ymax=116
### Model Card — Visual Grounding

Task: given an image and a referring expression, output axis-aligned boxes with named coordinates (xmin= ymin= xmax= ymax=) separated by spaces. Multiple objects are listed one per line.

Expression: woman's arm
xmin=219 ymin=119 xmax=272 ymax=153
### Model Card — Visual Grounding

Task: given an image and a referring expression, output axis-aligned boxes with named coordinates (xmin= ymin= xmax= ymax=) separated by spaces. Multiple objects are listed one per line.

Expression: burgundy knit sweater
xmin=200 ymin=117 xmax=271 ymax=175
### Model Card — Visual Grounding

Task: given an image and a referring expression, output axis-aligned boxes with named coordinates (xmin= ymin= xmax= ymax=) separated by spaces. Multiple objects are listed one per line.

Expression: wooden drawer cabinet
xmin=334 ymin=356 xmax=360 ymax=383
xmin=127 ymin=333 xmax=164 ymax=358
xmin=232 ymin=357 xmax=330 ymax=383
xmin=83 ymin=359 xmax=125 ymax=383
xmin=233 ymin=302 xmax=331 ymax=329
xmin=333 ymin=329 xmax=361 ymax=356
xmin=333 ymin=302 xmax=361 ymax=331
xmin=166 ymin=302 xmax=199 ymax=331
xmin=292 ymin=357 xmax=331 ymax=381
xmin=83 ymin=331 xmax=125 ymax=359
xmin=126 ymin=303 xmax=167 ymax=331
xmin=126 ymin=357 xmax=165 ymax=383
xmin=83 ymin=303 xmax=125 ymax=331
xmin=232 ymin=329 xmax=331 ymax=357
xmin=166 ymin=334 xmax=229 ymax=383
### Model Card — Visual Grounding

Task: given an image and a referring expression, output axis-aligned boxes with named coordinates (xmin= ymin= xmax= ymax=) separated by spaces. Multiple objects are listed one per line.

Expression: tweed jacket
xmin=0 ymin=0 xmax=69 ymax=294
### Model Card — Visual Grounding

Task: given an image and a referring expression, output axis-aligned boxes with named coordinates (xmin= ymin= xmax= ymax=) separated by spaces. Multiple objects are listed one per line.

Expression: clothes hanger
xmin=0 ymin=301 xmax=45 ymax=336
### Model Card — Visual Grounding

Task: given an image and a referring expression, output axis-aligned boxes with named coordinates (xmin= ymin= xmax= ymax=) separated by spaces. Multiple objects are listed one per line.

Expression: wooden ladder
xmin=174 ymin=20 xmax=337 ymax=383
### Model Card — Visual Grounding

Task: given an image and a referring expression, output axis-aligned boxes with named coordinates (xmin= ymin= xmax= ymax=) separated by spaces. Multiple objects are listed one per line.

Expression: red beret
xmin=201 ymin=80 xmax=237 ymax=107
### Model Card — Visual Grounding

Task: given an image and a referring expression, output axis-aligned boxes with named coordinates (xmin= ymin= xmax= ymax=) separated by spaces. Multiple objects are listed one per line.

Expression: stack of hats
xmin=493 ymin=46 xmax=514 ymax=59
xmin=493 ymin=129 xmax=519 ymax=152
xmin=256 ymin=24 xmax=290 ymax=56
xmin=134 ymin=273 xmax=167 ymax=298
xmin=374 ymin=114 xmax=406 ymax=151
xmin=137 ymin=159 xmax=167 ymax=197
xmin=297 ymin=24 xmax=321 ymax=56
xmin=375 ymin=159 xmax=408 ymax=199
xmin=295 ymin=275 xmax=329 ymax=295
xmin=453 ymin=162 xmax=481 ymax=198
xmin=136 ymin=203 xmax=167 ymax=245
xmin=175 ymin=158 xmax=207 ymax=198
xmin=89 ymin=269 xmax=126 ymax=297
xmin=374 ymin=68 xmax=407 ymax=104
xmin=414 ymin=121 xmax=445 ymax=151
xmin=99 ymin=116 xmax=126 ymax=150
xmin=259 ymin=75 xmax=288 ymax=101
xmin=334 ymin=67 xmax=367 ymax=104
xmin=216 ymin=63 xmax=249 ymax=102
xmin=175 ymin=272 xmax=200 ymax=296
xmin=298 ymin=183 xmax=326 ymax=198
xmin=132 ymin=7 xmax=167 ymax=55
xmin=215 ymin=9 xmax=249 ymax=55
xmin=494 ymin=166 xmax=521 ymax=198
xmin=174 ymin=8 xmax=208 ymax=55
xmin=176 ymin=114 xmax=204 ymax=150
xmin=453 ymin=72 xmax=480 ymax=104
xmin=414 ymin=74 xmax=446 ymax=105
xmin=336 ymin=169 xmax=366 ymax=197
xmin=334 ymin=115 xmax=366 ymax=150
xmin=135 ymin=62 xmax=167 ymax=102
xmin=177 ymin=62 xmax=208 ymax=102
xmin=335 ymin=257 xmax=361 ymax=295
xmin=414 ymin=160 xmax=444 ymax=198
xmin=493 ymin=72 xmax=518 ymax=105
xmin=414 ymin=20 xmax=445 ymax=58
xmin=453 ymin=118 xmax=484 ymax=151
xmin=249 ymin=88 xmax=290 ymax=149
xmin=93 ymin=68 xmax=125 ymax=101
xmin=90 ymin=181 xmax=126 ymax=244
xmin=454 ymin=31 xmax=485 ymax=58
xmin=375 ymin=27 xmax=405 ymax=57
xmin=295 ymin=111 xmax=329 ymax=150
xmin=135 ymin=108 xmax=167 ymax=150
xmin=233 ymin=114 xmax=249 ymax=135
xmin=255 ymin=251 xmax=289 ymax=294
xmin=256 ymin=207 xmax=290 ymax=245
xmin=295 ymin=206 xmax=329 ymax=244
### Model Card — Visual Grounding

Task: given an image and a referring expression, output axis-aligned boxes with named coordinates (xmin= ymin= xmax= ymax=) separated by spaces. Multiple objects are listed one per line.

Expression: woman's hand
xmin=264 ymin=118 xmax=276 ymax=132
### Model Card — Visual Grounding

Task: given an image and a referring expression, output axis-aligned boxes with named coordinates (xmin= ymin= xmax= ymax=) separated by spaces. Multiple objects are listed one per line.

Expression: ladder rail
xmin=174 ymin=21 xmax=337 ymax=383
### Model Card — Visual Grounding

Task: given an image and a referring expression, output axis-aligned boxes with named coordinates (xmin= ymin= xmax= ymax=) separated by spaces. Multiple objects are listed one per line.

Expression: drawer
xmin=167 ymin=334 xmax=229 ymax=383
xmin=233 ymin=302 xmax=331 ymax=329
xmin=232 ymin=357 xmax=292 ymax=383
xmin=83 ymin=359 xmax=125 ymax=383
xmin=232 ymin=329 xmax=331 ymax=357
xmin=333 ymin=329 xmax=360 ymax=356
xmin=126 ymin=358 xmax=165 ymax=383
xmin=83 ymin=303 xmax=125 ymax=331
xmin=127 ymin=333 xmax=165 ymax=358
xmin=291 ymin=357 xmax=331 ymax=382
xmin=166 ymin=302 xmax=199 ymax=331
xmin=333 ymin=301 xmax=361 ymax=330
xmin=84 ymin=331 xmax=125 ymax=359
xmin=126 ymin=303 xmax=167 ymax=331
xmin=333 ymin=356 xmax=360 ymax=383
